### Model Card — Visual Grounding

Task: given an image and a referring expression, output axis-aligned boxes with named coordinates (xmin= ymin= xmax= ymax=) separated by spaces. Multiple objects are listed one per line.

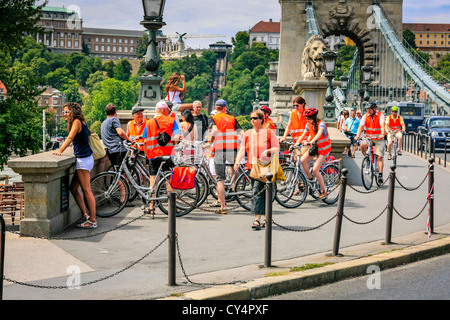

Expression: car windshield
xmin=430 ymin=119 xmax=450 ymax=128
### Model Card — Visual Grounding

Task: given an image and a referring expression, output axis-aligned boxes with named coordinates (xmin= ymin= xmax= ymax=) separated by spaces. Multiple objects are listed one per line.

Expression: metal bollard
xmin=428 ymin=158 xmax=435 ymax=235
xmin=168 ymin=192 xmax=176 ymax=286
xmin=264 ymin=173 xmax=274 ymax=268
xmin=384 ymin=165 xmax=396 ymax=245
xmin=0 ymin=214 xmax=5 ymax=300
xmin=329 ymin=168 xmax=348 ymax=257
xmin=445 ymin=139 xmax=448 ymax=168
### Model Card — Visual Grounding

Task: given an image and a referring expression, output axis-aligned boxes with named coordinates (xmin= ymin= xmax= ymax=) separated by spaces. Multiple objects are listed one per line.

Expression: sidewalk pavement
xmin=2 ymin=152 xmax=450 ymax=300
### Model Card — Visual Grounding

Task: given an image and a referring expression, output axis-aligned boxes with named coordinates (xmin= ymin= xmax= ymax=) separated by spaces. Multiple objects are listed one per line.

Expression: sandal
xmin=82 ymin=212 xmax=90 ymax=221
xmin=77 ymin=220 xmax=97 ymax=229
xmin=388 ymin=154 xmax=392 ymax=160
xmin=215 ymin=208 xmax=228 ymax=215
xmin=144 ymin=208 xmax=156 ymax=218
xmin=398 ymin=151 xmax=402 ymax=155
xmin=252 ymin=220 xmax=261 ymax=230
xmin=260 ymin=219 xmax=267 ymax=228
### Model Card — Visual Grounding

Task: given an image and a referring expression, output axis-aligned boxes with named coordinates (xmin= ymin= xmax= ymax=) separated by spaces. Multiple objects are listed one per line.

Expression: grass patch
xmin=290 ymin=262 xmax=335 ymax=272
xmin=265 ymin=262 xmax=335 ymax=277
xmin=170 ymin=292 xmax=184 ymax=297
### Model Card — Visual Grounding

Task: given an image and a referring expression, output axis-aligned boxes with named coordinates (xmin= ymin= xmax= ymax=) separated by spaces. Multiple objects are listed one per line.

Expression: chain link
xmin=347 ymin=174 xmax=390 ymax=194
xmin=272 ymin=213 xmax=337 ymax=232
xmin=3 ymin=236 xmax=168 ymax=289
xmin=395 ymin=171 xmax=428 ymax=192
xmin=343 ymin=205 xmax=388 ymax=225
xmin=394 ymin=200 xmax=428 ymax=221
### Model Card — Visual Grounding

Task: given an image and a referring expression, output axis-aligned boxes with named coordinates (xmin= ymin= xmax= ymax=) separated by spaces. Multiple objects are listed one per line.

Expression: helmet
xmin=365 ymin=101 xmax=378 ymax=109
xmin=260 ymin=106 xmax=272 ymax=115
xmin=303 ymin=108 xmax=318 ymax=117
xmin=391 ymin=106 xmax=398 ymax=112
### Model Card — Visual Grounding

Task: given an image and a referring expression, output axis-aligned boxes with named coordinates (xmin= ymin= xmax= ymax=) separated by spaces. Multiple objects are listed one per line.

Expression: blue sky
xmin=42 ymin=0 xmax=450 ymax=49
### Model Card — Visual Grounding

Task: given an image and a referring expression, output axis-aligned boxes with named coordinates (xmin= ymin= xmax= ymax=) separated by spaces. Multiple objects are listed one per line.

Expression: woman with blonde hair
xmin=53 ymin=102 xmax=97 ymax=228
xmin=165 ymin=72 xmax=193 ymax=112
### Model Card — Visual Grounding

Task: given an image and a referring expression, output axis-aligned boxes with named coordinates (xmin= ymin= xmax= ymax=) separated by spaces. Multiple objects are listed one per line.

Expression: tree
xmin=403 ymin=29 xmax=417 ymax=50
xmin=113 ymin=59 xmax=132 ymax=81
xmin=0 ymin=0 xmax=48 ymax=165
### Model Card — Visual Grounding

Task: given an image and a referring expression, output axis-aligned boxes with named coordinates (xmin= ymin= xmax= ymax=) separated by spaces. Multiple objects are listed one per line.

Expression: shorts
xmin=387 ymin=131 xmax=402 ymax=143
xmin=365 ymin=138 xmax=385 ymax=157
xmin=148 ymin=157 xmax=175 ymax=176
xmin=346 ymin=133 xmax=357 ymax=146
xmin=107 ymin=151 xmax=126 ymax=168
xmin=214 ymin=149 xmax=237 ymax=181
xmin=76 ymin=155 xmax=94 ymax=172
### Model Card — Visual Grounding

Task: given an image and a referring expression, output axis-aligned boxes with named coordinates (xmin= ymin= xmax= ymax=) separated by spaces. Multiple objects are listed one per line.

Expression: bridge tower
xmin=273 ymin=0 xmax=404 ymax=118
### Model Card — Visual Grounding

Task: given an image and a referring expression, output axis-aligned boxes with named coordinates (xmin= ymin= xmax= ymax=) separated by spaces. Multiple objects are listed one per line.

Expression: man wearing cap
xmin=355 ymin=102 xmax=386 ymax=184
xmin=207 ymin=99 xmax=244 ymax=214
xmin=385 ymin=106 xmax=406 ymax=160
xmin=142 ymin=100 xmax=182 ymax=215
xmin=127 ymin=108 xmax=148 ymax=153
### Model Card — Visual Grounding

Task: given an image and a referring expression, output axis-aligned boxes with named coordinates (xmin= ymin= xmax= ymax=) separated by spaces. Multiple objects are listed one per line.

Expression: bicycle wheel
xmin=234 ymin=172 xmax=277 ymax=211
xmin=195 ymin=171 xmax=209 ymax=207
xmin=155 ymin=172 xmax=200 ymax=217
xmin=107 ymin=164 xmax=140 ymax=203
xmin=90 ymin=172 xmax=131 ymax=217
xmin=321 ymin=164 xmax=341 ymax=205
xmin=275 ymin=166 xmax=308 ymax=208
xmin=361 ymin=156 xmax=373 ymax=190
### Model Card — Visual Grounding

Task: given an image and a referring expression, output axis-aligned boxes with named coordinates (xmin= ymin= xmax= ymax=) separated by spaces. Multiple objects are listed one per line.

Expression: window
xmin=53 ymin=40 xmax=57 ymax=46
xmin=119 ymin=47 xmax=122 ymax=52
xmin=96 ymin=37 xmax=99 ymax=43
xmin=75 ymin=41 xmax=79 ymax=48
xmin=130 ymin=39 xmax=134 ymax=44
xmin=102 ymin=38 xmax=105 ymax=43
xmin=119 ymin=39 xmax=122 ymax=44
xmin=68 ymin=40 xmax=71 ymax=47
xmin=60 ymin=40 xmax=64 ymax=47
xmin=107 ymin=46 xmax=110 ymax=52
xmin=113 ymin=46 xmax=116 ymax=52
xmin=68 ymin=33 xmax=72 ymax=38
xmin=113 ymin=38 xmax=117 ymax=43
xmin=125 ymin=39 xmax=128 ymax=44
xmin=95 ymin=45 xmax=99 ymax=51
xmin=130 ymin=47 xmax=134 ymax=53
xmin=107 ymin=38 xmax=111 ymax=43
xmin=124 ymin=47 xmax=128 ymax=53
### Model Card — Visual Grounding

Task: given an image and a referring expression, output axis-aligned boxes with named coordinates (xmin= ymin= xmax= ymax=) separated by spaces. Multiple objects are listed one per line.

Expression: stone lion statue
xmin=302 ymin=35 xmax=329 ymax=80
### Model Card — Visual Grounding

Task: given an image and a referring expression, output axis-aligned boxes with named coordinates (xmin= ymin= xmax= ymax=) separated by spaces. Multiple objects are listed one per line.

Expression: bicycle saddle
xmin=153 ymin=156 xmax=171 ymax=162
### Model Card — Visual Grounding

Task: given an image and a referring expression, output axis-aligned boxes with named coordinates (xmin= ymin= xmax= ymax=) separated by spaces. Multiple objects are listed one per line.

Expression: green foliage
xmin=402 ymin=29 xmax=417 ymax=50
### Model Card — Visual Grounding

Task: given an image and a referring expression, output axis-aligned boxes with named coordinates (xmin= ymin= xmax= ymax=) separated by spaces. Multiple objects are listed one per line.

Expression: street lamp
xmin=321 ymin=51 xmax=338 ymax=122
xmin=361 ymin=65 xmax=373 ymax=102
xmin=134 ymin=0 xmax=167 ymax=111
xmin=340 ymin=76 xmax=348 ymax=105
xmin=253 ymin=83 xmax=261 ymax=111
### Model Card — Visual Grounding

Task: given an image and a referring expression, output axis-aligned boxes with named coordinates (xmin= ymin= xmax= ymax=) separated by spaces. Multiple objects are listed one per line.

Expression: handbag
xmin=308 ymin=142 xmax=319 ymax=156
xmin=154 ymin=118 xmax=172 ymax=146
xmin=88 ymin=132 xmax=106 ymax=160
xmin=170 ymin=166 xmax=196 ymax=190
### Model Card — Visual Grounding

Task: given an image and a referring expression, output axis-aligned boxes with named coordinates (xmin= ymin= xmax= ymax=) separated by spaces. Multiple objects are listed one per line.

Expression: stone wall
xmin=8 ymin=149 xmax=109 ymax=237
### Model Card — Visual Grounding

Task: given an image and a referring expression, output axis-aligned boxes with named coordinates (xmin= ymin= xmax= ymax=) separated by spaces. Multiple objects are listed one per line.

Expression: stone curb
xmin=160 ymin=237 xmax=450 ymax=300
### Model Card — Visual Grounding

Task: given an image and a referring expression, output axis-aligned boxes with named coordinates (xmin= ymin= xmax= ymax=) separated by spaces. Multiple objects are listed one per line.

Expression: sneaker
xmin=378 ymin=174 xmax=383 ymax=185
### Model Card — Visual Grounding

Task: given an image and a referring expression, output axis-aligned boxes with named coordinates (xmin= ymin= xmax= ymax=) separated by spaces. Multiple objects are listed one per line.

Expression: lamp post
xmin=322 ymin=51 xmax=338 ymax=122
xmin=340 ymin=76 xmax=348 ymax=105
xmin=253 ymin=83 xmax=261 ymax=111
xmin=134 ymin=0 xmax=166 ymax=111
xmin=361 ymin=65 xmax=373 ymax=103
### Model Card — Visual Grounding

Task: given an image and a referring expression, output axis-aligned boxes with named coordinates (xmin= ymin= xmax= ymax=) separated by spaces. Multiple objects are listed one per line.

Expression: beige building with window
xmin=403 ymin=23 xmax=450 ymax=53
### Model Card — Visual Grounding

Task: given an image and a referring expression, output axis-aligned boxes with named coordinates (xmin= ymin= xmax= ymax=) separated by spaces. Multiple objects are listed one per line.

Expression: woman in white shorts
xmin=54 ymin=102 xmax=97 ymax=229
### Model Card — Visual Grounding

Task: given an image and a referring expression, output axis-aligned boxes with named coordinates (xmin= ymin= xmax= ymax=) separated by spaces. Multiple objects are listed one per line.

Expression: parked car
xmin=417 ymin=116 xmax=450 ymax=150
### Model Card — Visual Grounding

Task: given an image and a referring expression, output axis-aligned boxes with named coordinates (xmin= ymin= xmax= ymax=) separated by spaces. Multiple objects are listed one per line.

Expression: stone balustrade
xmin=8 ymin=148 xmax=109 ymax=237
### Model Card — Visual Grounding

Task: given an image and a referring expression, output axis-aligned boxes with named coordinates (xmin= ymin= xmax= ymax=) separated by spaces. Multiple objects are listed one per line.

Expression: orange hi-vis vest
xmin=290 ymin=109 xmax=307 ymax=141
xmin=365 ymin=112 xmax=383 ymax=140
xmin=212 ymin=113 xmax=239 ymax=150
xmin=264 ymin=118 xmax=276 ymax=130
xmin=307 ymin=120 xmax=331 ymax=156
xmin=386 ymin=115 xmax=402 ymax=131
xmin=129 ymin=119 xmax=147 ymax=152
xmin=145 ymin=115 xmax=175 ymax=160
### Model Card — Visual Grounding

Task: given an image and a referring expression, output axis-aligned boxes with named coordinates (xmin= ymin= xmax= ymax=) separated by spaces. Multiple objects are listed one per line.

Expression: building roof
xmin=403 ymin=23 xmax=450 ymax=32
xmin=83 ymin=27 xmax=145 ymax=37
xmin=41 ymin=6 xmax=80 ymax=18
xmin=0 ymin=81 xmax=7 ymax=94
xmin=250 ymin=20 xmax=280 ymax=34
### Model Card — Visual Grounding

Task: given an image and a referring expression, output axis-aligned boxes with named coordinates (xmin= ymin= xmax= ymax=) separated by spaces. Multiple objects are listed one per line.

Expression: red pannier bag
xmin=170 ymin=166 xmax=196 ymax=190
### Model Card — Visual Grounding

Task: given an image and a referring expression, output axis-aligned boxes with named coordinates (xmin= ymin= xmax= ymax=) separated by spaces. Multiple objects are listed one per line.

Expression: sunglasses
xmin=293 ymin=104 xmax=302 ymax=107
xmin=250 ymin=117 xmax=262 ymax=120
xmin=63 ymin=110 xmax=71 ymax=115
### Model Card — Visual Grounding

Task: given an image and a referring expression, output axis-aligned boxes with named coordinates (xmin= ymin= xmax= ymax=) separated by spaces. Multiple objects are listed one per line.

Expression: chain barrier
xmin=346 ymin=174 xmax=390 ymax=194
xmin=3 ymin=235 xmax=168 ymax=290
xmin=176 ymin=184 xmax=268 ymax=213
xmin=395 ymin=169 xmax=429 ymax=192
xmin=5 ymin=211 xmax=149 ymax=240
xmin=175 ymin=235 xmax=245 ymax=286
xmin=393 ymin=200 xmax=428 ymax=221
xmin=343 ymin=205 xmax=388 ymax=225
xmin=272 ymin=213 xmax=337 ymax=232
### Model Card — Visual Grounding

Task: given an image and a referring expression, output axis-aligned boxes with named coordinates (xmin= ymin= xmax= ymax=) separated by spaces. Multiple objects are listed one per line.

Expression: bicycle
xmin=387 ymin=129 xmax=403 ymax=166
xmin=360 ymin=137 xmax=383 ymax=190
xmin=275 ymin=143 xmax=341 ymax=208
xmin=175 ymin=139 xmax=277 ymax=211
xmin=90 ymin=142 xmax=200 ymax=218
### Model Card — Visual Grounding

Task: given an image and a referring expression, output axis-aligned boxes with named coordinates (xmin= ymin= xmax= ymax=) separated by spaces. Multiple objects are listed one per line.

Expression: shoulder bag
xmin=88 ymin=130 xmax=106 ymax=160
xmin=154 ymin=118 xmax=172 ymax=146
